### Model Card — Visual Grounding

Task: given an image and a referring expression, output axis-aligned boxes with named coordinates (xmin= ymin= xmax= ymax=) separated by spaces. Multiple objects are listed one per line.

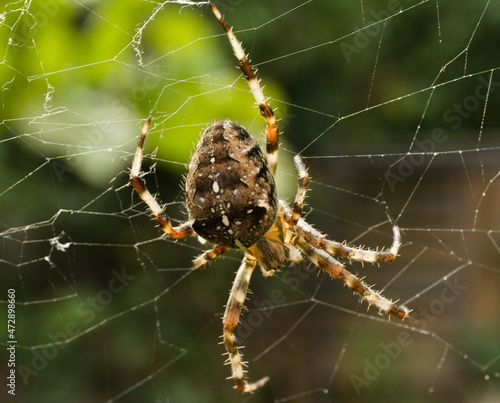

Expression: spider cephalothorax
xmin=129 ymin=3 xmax=410 ymax=394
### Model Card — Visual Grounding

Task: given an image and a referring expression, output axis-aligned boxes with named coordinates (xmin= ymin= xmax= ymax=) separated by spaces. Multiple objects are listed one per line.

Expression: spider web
xmin=1 ymin=0 xmax=499 ymax=402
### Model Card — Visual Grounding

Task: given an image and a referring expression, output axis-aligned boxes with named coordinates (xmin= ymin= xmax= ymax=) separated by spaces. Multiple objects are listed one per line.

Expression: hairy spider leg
xmin=296 ymin=220 xmax=401 ymax=264
xmin=206 ymin=3 xmax=410 ymax=394
xmin=223 ymin=255 xmax=270 ymax=393
xmin=130 ymin=118 xmax=194 ymax=239
xmin=208 ymin=4 xmax=279 ymax=392
xmin=193 ymin=245 xmax=230 ymax=269
xmin=289 ymin=155 xmax=310 ymax=225
xmin=295 ymin=239 xmax=409 ymax=319
xmin=210 ymin=4 xmax=279 ymax=175
xmin=283 ymin=160 xmax=408 ymax=319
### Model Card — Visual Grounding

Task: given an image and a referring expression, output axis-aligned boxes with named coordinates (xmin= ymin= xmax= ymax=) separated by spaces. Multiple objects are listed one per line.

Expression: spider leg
xmin=210 ymin=4 xmax=279 ymax=175
xmin=193 ymin=245 xmax=229 ymax=269
xmin=130 ymin=118 xmax=194 ymax=239
xmin=295 ymin=239 xmax=409 ymax=319
xmin=288 ymin=155 xmax=310 ymax=225
xmin=296 ymin=218 xmax=401 ymax=263
xmin=223 ymin=254 xmax=270 ymax=393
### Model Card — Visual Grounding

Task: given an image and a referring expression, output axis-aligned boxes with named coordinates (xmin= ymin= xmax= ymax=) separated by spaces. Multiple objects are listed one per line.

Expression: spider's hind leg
xmin=130 ymin=118 xmax=194 ymax=239
xmin=209 ymin=3 xmax=279 ymax=175
xmin=289 ymin=155 xmax=310 ymax=225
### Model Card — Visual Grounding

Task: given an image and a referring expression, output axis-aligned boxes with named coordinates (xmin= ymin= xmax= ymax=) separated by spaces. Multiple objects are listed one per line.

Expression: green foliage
xmin=2 ymin=0 xmax=284 ymax=185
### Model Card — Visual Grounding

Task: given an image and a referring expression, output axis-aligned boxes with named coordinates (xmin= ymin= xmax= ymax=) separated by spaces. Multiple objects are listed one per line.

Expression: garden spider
xmin=129 ymin=3 xmax=410 ymax=394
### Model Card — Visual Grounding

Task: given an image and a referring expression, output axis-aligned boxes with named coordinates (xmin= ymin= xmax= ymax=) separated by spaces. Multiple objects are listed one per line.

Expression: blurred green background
xmin=1 ymin=1 xmax=499 ymax=402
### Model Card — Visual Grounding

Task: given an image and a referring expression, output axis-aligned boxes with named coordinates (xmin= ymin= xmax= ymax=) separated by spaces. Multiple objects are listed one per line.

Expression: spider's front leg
xmin=296 ymin=219 xmax=401 ymax=264
xmin=298 ymin=220 xmax=401 ymax=264
xmin=284 ymin=156 xmax=408 ymax=318
xmin=288 ymin=155 xmax=401 ymax=264
xmin=223 ymin=254 xmax=270 ymax=393
xmin=297 ymin=240 xmax=409 ymax=319
xmin=130 ymin=118 xmax=194 ymax=239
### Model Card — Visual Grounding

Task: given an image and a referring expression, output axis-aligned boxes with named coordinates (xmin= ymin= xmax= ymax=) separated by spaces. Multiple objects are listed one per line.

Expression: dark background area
xmin=1 ymin=1 xmax=499 ymax=402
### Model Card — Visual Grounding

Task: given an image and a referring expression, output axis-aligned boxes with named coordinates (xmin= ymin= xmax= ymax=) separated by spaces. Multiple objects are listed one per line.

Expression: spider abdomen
xmin=186 ymin=121 xmax=278 ymax=248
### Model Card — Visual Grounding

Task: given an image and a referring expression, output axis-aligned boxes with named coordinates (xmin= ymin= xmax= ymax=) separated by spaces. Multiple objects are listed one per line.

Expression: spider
xmin=129 ymin=3 xmax=410 ymax=394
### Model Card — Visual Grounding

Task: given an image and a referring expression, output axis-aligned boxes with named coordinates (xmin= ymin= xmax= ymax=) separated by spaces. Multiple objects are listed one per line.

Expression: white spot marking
xmin=213 ymin=181 xmax=220 ymax=193
xmin=222 ymin=215 xmax=230 ymax=226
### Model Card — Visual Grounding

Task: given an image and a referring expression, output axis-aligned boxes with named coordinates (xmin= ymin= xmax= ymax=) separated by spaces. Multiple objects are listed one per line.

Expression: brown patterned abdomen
xmin=186 ymin=121 xmax=278 ymax=248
